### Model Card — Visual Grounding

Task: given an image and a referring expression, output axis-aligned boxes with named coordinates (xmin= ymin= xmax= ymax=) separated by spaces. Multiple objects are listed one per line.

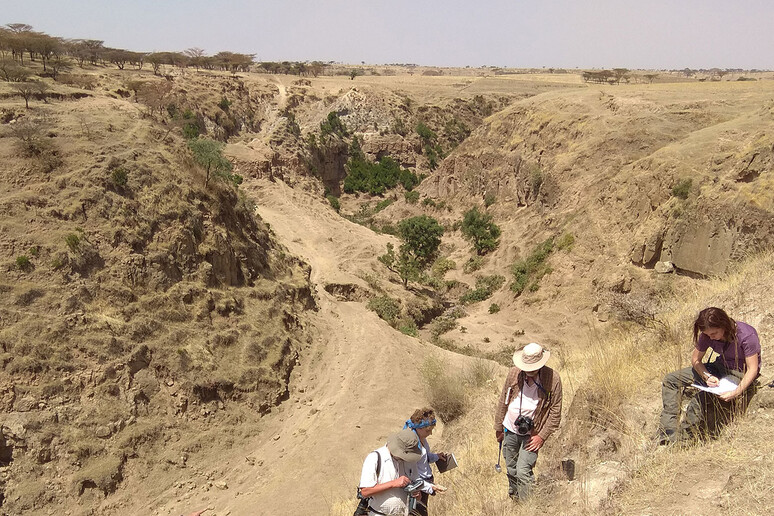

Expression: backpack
xmin=354 ymin=450 xmax=384 ymax=516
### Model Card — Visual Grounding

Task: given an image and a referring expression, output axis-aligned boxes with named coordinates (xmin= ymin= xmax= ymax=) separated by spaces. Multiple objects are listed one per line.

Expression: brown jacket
xmin=494 ymin=366 xmax=562 ymax=441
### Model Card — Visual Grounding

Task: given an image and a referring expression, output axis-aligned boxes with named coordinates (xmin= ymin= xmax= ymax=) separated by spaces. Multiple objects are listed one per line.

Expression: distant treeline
xmin=0 ymin=23 xmax=331 ymax=77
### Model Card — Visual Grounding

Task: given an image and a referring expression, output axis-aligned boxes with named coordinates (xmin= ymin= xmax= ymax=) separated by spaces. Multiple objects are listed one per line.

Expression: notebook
xmin=435 ymin=452 xmax=458 ymax=473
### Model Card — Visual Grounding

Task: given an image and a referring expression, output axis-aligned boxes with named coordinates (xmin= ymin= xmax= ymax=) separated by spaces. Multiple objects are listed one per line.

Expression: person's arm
xmin=719 ymin=354 xmax=759 ymax=402
xmin=360 ymin=476 xmax=410 ymax=498
xmin=690 ymin=347 xmax=718 ymax=387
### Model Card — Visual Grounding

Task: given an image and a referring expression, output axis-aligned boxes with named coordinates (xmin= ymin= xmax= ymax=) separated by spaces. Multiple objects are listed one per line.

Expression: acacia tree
xmin=379 ymin=215 xmax=444 ymax=287
xmin=12 ymin=80 xmax=48 ymax=109
xmin=188 ymin=138 xmax=233 ymax=187
xmin=183 ymin=47 xmax=205 ymax=70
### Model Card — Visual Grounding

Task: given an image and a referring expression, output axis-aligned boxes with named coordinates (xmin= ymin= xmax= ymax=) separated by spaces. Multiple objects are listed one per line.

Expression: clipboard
xmin=435 ymin=452 xmax=458 ymax=473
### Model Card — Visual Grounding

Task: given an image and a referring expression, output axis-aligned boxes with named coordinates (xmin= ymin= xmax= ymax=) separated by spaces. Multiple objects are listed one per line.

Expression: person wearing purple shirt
xmin=659 ymin=307 xmax=761 ymax=444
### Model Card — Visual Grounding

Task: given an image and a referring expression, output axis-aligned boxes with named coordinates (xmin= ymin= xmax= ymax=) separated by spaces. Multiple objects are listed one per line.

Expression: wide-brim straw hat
xmin=513 ymin=342 xmax=550 ymax=371
xmin=386 ymin=428 xmax=422 ymax=462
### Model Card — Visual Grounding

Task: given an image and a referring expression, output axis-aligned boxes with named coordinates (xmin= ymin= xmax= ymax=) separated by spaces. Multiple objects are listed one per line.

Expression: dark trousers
xmin=660 ymin=358 xmax=757 ymax=441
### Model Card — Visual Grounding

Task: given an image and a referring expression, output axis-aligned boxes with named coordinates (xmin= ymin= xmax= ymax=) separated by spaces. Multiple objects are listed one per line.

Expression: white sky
xmin=3 ymin=0 xmax=772 ymax=69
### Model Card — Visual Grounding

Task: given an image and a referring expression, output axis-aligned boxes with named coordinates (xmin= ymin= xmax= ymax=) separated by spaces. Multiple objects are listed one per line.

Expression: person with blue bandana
xmin=404 ymin=408 xmax=448 ymax=516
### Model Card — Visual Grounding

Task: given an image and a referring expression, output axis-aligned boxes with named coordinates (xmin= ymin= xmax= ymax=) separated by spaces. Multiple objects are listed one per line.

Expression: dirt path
xmin=142 ymin=178 xmax=443 ymax=515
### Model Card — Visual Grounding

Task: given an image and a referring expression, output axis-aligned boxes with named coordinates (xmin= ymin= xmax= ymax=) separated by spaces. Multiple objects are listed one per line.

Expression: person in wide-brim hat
xmin=386 ymin=427 xmax=422 ymax=462
xmin=512 ymin=342 xmax=551 ymax=371
xmin=358 ymin=428 xmax=423 ymax=515
xmin=494 ymin=342 xmax=563 ymax=502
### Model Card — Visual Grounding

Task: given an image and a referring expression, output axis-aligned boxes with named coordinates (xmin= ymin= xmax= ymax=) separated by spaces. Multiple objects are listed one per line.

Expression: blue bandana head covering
xmin=404 ymin=418 xmax=437 ymax=430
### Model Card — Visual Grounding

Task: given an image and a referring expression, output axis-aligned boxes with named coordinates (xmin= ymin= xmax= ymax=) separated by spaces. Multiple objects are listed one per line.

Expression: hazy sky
xmin=3 ymin=0 xmax=773 ymax=69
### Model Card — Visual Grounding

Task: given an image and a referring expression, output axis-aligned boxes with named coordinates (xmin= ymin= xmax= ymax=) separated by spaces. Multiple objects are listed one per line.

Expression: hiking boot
xmin=655 ymin=428 xmax=675 ymax=446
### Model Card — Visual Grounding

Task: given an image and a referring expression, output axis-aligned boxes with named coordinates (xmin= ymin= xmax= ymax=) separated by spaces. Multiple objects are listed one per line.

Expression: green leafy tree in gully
xmin=188 ymin=138 xmax=234 ymax=187
xmin=379 ymin=215 xmax=443 ymax=287
xmin=461 ymin=206 xmax=501 ymax=255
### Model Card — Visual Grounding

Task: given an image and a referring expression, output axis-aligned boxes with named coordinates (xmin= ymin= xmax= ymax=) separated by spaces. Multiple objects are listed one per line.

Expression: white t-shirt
xmin=359 ymin=445 xmax=418 ymax=515
xmin=503 ymin=379 xmax=539 ymax=434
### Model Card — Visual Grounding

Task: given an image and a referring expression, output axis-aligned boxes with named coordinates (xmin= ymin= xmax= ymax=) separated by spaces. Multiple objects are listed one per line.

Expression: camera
xmin=404 ymin=479 xmax=424 ymax=494
xmin=514 ymin=415 xmax=534 ymax=436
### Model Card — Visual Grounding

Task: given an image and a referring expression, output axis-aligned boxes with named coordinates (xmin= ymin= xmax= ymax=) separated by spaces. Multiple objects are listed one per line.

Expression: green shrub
xmin=511 ymin=238 xmax=554 ymax=296
xmin=65 ymin=233 xmax=80 ymax=252
xmin=489 ymin=303 xmax=500 ymax=314
xmin=397 ymin=319 xmax=418 ymax=337
xmin=375 ymin=198 xmax=394 ymax=212
xmin=461 ymin=207 xmax=501 ymax=255
xmin=320 ymin=111 xmax=348 ymax=138
xmin=326 ymin=194 xmax=340 ymax=212
xmin=530 ymin=166 xmax=543 ymax=194
xmin=405 ymin=190 xmax=420 ymax=204
xmin=367 ymin=296 xmax=401 ymax=325
xmin=671 ymin=178 xmax=692 ymax=199
xmin=110 ymin=167 xmax=128 ymax=188
xmin=218 ymin=97 xmax=232 ymax=111
xmin=416 ymin=122 xmax=436 ymax=140
xmin=182 ymin=123 xmax=200 ymax=139
xmin=343 ymin=156 xmax=418 ymax=195
xmin=463 ymin=256 xmax=483 ymax=273
xmin=28 ymin=246 xmax=39 ymax=257
xmin=556 ymin=232 xmax=575 ymax=251
xmin=16 ymin=255 xmax=32 ymax=271
xmin=484 ymin=193 xmax=496 ymax=207
xmin=422 ymin=198 xmax=437 ymax=208
xmin=431 ymin=257 xmax=456 ymax=278
xmin=460 ymin=274 xmax=505 ymax=304
xmin=431 ymin=316 xmax=457 ymax=338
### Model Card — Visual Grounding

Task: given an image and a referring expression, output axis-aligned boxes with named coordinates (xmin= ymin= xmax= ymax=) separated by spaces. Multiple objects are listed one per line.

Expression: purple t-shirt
xmin=696 ymin=321 xmax=761 ymax=373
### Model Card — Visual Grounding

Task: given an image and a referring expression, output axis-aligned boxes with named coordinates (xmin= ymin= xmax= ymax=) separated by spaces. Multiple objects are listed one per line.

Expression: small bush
xmin=218 ymin=97 xmax=232 ymax=111
xmin=374 ymin=198 xmax=394 ymax=212
xmin=28 ymin=246 xmax=39 ymax=257
xmin=405 ymin=190 xmax=420 ymax=204
xmin=397 ymin=319 xmax=418 ymax=337
xmin=484 ymin=193 xmax=496 ymax=207
xmin=367 ymin=296 xmax=401 ymax=325
xmin=326 ymin=194 xmax=340 ymax=212
xmin=460 ymin=274 xmax=505 ymax=304
xmin=431 ymin=257 xmax=456 ymax=278
xmin=672 ymin=178 xmax=692 ymax=199
xmin=65 ymin=234 xmax=80 ymax=252
xmin=511 ymin=238 xmax=554 ymax=296
xmin=110 ymin=167 xmax=128 ymax=188
xmin=16 ymin=255 xmax=32 ymax=271
xmin=420 ymin=357 xmax=468 ymax=423
xmin=464 ymin=359 xmax=495 ymax=388
xmin=556 ymin=232 xmax=575 ymax=251
xmin=489 ymin=303 xmax=500 ymax=314
xmin=430 ymin=316 xmax=457 ymax=338
xmin=463 ymin=256 xmax=483 ymax=273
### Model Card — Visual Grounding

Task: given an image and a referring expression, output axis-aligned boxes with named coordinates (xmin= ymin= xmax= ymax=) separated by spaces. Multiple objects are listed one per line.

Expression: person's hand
xmin=436 ymin=452 xmax=448 ymax=462
xmin=719 ymin=388 xmax=741 ymax=402
xmin=495 ymin=430 xmax=504 ymax=443
xmin=411 ymin=490 xmax=421 ymax=499
xmin=525 ymin=434 xmax=544 ymax=452
xmin=393 ymin=475 xmax=410 ymax=488
xmin=432 ymin=484 xmax=447 ymax=494
xmin=706 ymin=374 xmax=720 ymax=387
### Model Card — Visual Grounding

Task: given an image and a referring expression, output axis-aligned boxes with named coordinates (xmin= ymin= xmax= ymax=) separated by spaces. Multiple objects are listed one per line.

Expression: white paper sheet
xmin=691 ymin=376 xmax=739 ymax=395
